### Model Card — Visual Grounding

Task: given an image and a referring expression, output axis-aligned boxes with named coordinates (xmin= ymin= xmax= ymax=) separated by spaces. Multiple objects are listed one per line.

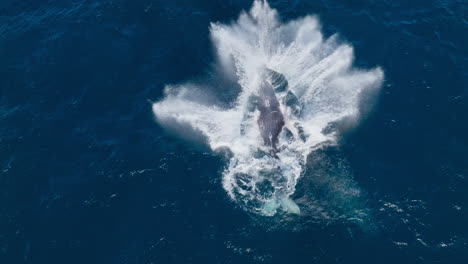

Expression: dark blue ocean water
xmin=1 ymin=0 xmax=467 ymax=263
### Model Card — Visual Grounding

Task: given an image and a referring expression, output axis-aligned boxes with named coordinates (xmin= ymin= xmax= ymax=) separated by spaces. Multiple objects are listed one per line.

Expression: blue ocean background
xmin=1 ymin=0 xmax=467 ymax=263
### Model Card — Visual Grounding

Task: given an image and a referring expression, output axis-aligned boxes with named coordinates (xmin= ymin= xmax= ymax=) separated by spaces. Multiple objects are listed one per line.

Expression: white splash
xmin=153 ymin=0 xmax=383 ymax=216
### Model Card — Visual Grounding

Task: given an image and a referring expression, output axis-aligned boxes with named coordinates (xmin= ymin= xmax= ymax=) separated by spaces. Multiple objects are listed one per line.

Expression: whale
xmin=240 ymin=69 xmax=302 ymax=215
xmin=257 ymin=79 xmax=285 ymax=153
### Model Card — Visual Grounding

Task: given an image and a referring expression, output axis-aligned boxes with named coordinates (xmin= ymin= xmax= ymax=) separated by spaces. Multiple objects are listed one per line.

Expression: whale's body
xmin=238 ymin=69 xmax=303 ymax=214
xmin=242 ymin=68 xmax=300 ymax=155
xmin=257 ymin=80 xmax=285 ymax=152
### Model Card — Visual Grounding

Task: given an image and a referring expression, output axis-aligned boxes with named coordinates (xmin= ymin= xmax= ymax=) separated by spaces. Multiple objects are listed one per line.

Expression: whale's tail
xmin=262 ymin=197 xmax=301 ymax=215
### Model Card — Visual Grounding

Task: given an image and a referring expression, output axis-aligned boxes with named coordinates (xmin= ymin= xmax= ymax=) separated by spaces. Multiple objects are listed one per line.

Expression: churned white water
xmin=153 ymin=0 xmax=383 ymax=216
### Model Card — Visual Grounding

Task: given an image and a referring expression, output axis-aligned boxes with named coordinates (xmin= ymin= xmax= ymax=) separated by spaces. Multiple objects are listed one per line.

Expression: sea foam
xmin=153 ymin=0 xmax=383 ymax=216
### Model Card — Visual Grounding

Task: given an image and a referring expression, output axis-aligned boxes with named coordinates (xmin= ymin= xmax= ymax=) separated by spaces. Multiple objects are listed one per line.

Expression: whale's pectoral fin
xmin=246 ymin=94 xmax=259 ymax=112
xmin=265 ymin=68 xmax=289 ymax=93
xmin=284 ymin=91 xmax=301 ymax=116
xmin=240 ymin=94 xmax=260 ymax=135
xmin=294 ymin=122 xmax=307 ymax=142
xmin=265 ymin=68 xmax=302 ymax=117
